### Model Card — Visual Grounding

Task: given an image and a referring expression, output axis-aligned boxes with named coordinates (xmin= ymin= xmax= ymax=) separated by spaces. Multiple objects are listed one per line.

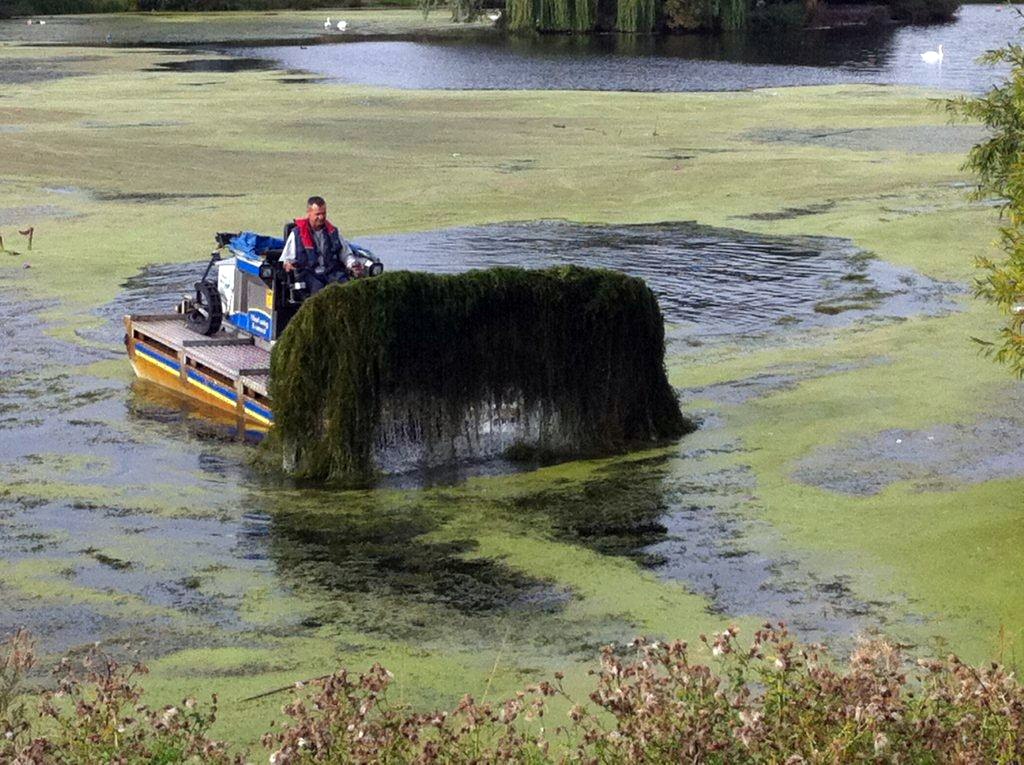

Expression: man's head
xmin=306 ymin=196 xmax=327 ymax=230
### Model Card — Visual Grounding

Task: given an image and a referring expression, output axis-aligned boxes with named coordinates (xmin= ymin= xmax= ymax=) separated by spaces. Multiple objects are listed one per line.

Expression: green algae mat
xmin=1 ymin=38 xmax=1021 ymax=751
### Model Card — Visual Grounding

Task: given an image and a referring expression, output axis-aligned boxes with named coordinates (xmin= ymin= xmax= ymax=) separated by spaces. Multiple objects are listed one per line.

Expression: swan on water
xmin=336 ymin=19 xmax=348 ymax=30
xmin=487 ymin=10 xmax=501 ymax=20
xmin=324 ymin=16 xmax=331 ymax=28
xmin=920 ymin=44 xmax=943 ymax=64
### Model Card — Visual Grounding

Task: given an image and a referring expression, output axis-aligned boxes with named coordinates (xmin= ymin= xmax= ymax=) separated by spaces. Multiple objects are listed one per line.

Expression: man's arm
xmin=281 ymin=229 xmax=299 ymax=272
xmin=338 ymin=231 xmax=353 ymax=260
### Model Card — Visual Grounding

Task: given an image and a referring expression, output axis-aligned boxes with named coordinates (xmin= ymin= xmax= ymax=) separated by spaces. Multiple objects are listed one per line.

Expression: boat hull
xmin=125 ymin=314 xmax=273 ymax=431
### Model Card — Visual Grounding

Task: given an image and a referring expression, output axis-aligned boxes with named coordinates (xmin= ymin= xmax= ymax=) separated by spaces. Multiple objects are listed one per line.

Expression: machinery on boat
xmin=124 ymin=229 xmax=383 ymax=430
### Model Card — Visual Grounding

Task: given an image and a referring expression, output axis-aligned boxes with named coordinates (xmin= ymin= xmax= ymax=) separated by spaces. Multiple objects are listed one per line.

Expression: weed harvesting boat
xmin=124 ymin=230 xmax=382 ymax=431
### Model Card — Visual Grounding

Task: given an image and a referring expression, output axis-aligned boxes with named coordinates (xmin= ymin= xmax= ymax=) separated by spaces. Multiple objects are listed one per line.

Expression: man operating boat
xmin=281 ymin=195 xmax=353 ymax=295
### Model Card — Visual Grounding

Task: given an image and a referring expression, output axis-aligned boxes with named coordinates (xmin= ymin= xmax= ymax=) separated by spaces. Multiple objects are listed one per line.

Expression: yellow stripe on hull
xmin=187 ymin=374 xmax=236 ymax=408
xmin=245 ymin=406 xmax=273 ymax=426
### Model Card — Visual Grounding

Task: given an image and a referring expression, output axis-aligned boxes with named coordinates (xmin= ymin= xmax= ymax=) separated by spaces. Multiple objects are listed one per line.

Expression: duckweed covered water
xmin=0 ymin=219 xmax=959 ymax=668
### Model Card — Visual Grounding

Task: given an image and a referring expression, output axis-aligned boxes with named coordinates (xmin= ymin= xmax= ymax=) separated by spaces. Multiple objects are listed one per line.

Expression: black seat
xmin=279 ymin=221 xmax=307 ymax=304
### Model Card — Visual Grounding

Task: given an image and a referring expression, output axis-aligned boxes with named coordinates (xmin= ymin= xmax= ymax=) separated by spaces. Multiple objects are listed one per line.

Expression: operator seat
xmin=280 ymin=221 xmax=307 ymax=304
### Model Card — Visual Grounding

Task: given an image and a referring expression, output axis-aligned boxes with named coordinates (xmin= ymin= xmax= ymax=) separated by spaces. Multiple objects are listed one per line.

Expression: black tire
xmin=185 ymin=281 xmax=223 ymax=336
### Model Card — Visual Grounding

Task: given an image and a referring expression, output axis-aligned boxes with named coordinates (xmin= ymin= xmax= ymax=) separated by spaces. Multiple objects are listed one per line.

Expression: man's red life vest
xmin=292 ymin=217 xmax=344 ymax=272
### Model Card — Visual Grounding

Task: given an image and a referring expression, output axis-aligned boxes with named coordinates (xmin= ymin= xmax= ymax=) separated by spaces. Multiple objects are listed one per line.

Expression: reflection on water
xmin=260 ymin=500 xmax=570 ymax=635
xmin=512 ymin=454 xmax=676 ymax=565
xmin=233 ymin=5 xmax=1018 ymax=93
xmin=145 ymin=57 xmax=278 ymax=74
xmin=507 ymin=451 xmax=904 ymax=642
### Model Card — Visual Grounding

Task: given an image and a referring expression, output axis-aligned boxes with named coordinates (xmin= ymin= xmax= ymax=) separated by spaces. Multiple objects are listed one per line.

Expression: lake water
xmin=234 ymin=5 xmax=1019 ymax=93
xmin=0 ymin=221 xmax=955 ymax=657
xmin=97 ymin=221 xmax=958 ymax=342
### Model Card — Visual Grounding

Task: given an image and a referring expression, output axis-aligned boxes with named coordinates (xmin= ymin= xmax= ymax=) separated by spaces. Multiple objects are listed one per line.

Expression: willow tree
xmin=616 ymin=0 xmax=658 ymax=33
xmin=507 ymin=0 xmax=597 ymax=32
xmin=573 ymin=0 xmax=595 ymax=31
xmin=268 ymin=267 xmax=691 ymax=484
xmin=947 ymin=42 xmax=1024 ymax=375
xmin=506 ymin=0 xmax=535 ymax=31
xmin=719 ymin=0 xmax=745 ymax=30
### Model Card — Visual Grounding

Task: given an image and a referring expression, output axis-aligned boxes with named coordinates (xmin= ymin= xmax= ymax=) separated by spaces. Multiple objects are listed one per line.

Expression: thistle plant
xmin=3 ymin=625 xmax=1024 ymax=762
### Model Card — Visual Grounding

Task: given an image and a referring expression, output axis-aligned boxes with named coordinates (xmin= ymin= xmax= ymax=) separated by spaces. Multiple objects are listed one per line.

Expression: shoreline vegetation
xmin=2 ymin=0 xmax=960 ymax=32
xmin=5 ymin=625 xmax=1024 ymax=762
xmin=508 ymin=0 xmax=959 ymax=35
xmin=947 ymin=42 xmax=1024 ymax=377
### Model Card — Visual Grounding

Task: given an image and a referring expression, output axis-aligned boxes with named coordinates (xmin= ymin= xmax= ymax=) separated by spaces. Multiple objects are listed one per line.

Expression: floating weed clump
xmin=268 ymin=267 xmax=690 ymax=484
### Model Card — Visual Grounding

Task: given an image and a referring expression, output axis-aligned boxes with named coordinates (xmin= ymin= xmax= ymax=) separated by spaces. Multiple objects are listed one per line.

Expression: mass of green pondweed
xmin=5 ymin=624 xmax=1024 ymax=763
xmin=267 ymin=267 xmax=691 ymax=484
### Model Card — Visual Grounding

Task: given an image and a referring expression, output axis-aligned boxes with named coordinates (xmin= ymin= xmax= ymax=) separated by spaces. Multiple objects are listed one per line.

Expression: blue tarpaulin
xmin=228 ymin=232 xmax=285 ymax=260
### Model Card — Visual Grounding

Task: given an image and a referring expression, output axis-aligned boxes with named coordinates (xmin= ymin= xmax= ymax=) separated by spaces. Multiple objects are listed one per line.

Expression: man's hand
xmin=283 ymin=261 xmax=294 ymax=273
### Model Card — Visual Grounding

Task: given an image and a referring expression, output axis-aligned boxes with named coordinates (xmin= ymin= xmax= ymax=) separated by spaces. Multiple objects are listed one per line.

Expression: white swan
xmin=487 ymin=10 xmax=501 ymax=20
xmin=324 ymin=16 xmax=331 ymax=29
xmin=336 ymin=19 xmax=347 ymax=30
xmin=920 ymin=44 xmax=943 ymax=64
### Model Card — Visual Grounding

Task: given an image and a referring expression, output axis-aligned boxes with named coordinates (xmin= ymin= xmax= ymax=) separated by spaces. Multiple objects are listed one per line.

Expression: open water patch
xmin=747 ymin=125 xmax=990 ymax=154
xmin=101 ymin=220 xmax=959 ymax=349
xmin=0 ymin=55 xmax=96 ymax=86
xmin=356 ymin=221 xmax=960 ymax=339
xmin=792 ymin=416 xmax=1024 ymax=495
xmin=226 ymin=6 xmax=1018 ymax=94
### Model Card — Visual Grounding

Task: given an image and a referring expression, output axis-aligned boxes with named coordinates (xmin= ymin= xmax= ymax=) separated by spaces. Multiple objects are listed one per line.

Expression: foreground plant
xmin=264 ymin=624 xmax=1024 ymax=764
xmin=4 ymin=624 xmax=1024 ymax=763
xmin=0 ymin=632 xmax=237 ymax=764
